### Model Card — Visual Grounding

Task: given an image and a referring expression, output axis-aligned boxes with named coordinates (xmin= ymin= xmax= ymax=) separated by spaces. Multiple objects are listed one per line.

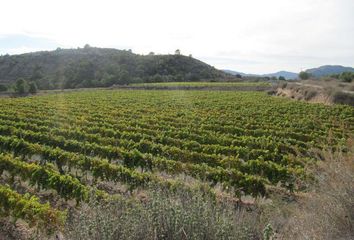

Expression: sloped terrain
xmin=0 ymin=47 xmax=227 ymax=89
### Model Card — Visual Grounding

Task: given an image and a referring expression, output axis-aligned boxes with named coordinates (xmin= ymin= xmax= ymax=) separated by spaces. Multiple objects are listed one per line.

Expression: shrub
xmin=332 ymin=91 xmax=354 ymax=106
xmin=28 ymin=82 xmax=38 ymax=94
xmin=339 ymin=72 xmax=354 ymax=83
xmin=304 ymin=90 xmax=317 ymax=100
xmin=278 ymin=82 xmax=287 ymax=89
xmin=14 ymin=78 xmax=28 ymax=94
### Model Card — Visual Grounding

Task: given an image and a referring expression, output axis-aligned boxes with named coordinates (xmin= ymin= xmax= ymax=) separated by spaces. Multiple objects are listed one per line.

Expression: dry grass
xmin=63 ymin=187 xmax=261 ymax=240
xmin=272 ymin=79 xmax=354 ymax=106
xmin=270 ymin=140 xmax=354 ymax=240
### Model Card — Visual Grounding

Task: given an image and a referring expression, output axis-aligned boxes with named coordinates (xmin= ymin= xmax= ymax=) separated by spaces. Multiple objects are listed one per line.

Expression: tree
xmin=175 ymin=49 xmax=181 ymax=55
xmin=30 ymin=65 xmax=43 ymax=81
xmin=28 ymin=82 xmax=38 ymax=94
xmin=151 ymin=74 xmax=163 ymax=82
xmin=64 ymin=60 xmax=96 ymax=88
xmin=299 ymin=71 xmax=310 ymax=80
xmin=0 ymin=84 xmax=7 ymax=92
xmin=15 ymin=78 xmax=28 ymax=94
xmin=118 ymin=69 xmax=130 ymax=85
xmin=278 ymin=76 xmax=286 ymax=80
xmin=339 ymin=72 xmax=354 ymax=83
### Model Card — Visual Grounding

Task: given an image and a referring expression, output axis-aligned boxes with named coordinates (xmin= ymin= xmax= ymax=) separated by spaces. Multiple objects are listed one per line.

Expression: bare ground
xmin=272 ymin=80 xmax=354 ymax=106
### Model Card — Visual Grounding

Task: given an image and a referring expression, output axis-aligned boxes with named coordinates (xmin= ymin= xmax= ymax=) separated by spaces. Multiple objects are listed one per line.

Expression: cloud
xmin=0 ymin=0 xmax=353 ymax=73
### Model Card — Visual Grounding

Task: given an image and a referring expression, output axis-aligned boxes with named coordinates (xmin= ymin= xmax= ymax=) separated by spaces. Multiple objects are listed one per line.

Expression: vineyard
xmin=0 ymin=89 xmax=353 ymax=231
xmin=126 ymin=81 xmax=272 ymax=91
xmin=129 ymin=82 xmax=271 ymax=87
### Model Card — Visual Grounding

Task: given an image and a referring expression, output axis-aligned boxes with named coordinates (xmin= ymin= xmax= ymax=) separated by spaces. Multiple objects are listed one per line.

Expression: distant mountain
xmin=305 ymin=65 xmax=354 ymax=77
xmin=224 ymin=65 xmax=354 ymax=80
xmin=0 ymin=46 xmax=227 ymax=89
xmin=222 ymin=70 xmax=246 ymax=76
xmin=222 ymin=70 xmax=259 ymax=77
xmin=223 ymin=70 xmax=297 ymax=80
xmin=261 ymin=71 xmax=298 ymax=80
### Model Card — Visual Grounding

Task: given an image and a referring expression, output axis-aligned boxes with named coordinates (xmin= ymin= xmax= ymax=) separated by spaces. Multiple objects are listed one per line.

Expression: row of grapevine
xmin=0 ymin=153 xmax=105 ymax=202
xmin=0 ymin=135 xmax=267 ymax=196
xmin=0 ymin=184 xmax=65 ymax=230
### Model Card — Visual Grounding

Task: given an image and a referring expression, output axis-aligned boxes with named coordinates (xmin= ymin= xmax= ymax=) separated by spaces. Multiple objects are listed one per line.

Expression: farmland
xmin=124 ymin=81 xmax=272 ymax=91
xmin=0 ymin=89 xmax=353 ymax=235
xmin=129 ymin=81 xmax=271 ymax=87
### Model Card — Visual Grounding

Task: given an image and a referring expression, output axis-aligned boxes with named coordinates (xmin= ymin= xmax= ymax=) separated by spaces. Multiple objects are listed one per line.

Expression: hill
xmin=223 ymin=69 xmax=298 ymax=80
xmin=0 ymin=46 xmax=227 ymax=89
xmin=305 ymin=65 xmax=354 ymax=77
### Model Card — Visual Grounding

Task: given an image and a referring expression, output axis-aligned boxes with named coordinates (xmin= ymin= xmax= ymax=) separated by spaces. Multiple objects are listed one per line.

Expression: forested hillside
xmin=0 ymin=46 xmax=227 ymax=89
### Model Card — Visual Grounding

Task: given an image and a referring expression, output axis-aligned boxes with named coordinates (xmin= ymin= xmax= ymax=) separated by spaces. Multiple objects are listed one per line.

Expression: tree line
xmin=0 ymin=78 xmax=37 ymax=95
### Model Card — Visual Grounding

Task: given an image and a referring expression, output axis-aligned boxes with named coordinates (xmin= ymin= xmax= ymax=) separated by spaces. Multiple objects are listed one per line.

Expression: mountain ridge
xmin=224 ymin=65 xmax=354 ymax=80
xmin=305 ymin=65 xmax=354 ymax=77
xmin=223 ymin=69 xmax=298 ymax=79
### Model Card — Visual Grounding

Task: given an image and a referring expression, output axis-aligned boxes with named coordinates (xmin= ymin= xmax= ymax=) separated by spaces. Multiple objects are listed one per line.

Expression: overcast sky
xmin=1 ymin=0 xmax=353 ymax=74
